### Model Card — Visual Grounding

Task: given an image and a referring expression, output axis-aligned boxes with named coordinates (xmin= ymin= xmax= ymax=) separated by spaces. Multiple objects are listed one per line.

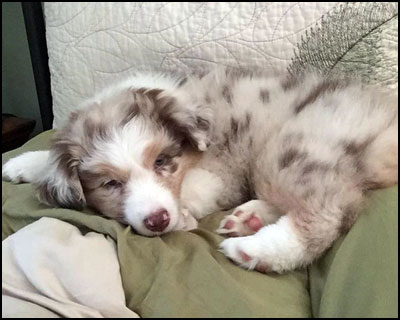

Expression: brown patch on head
xmin=260 ymin=88 xmax=270 ymax=103
xmin=120 ymin=102 xmax=140 ymax=126
xmin=159 ymin=150 xmax=202 ymax=198
xmin=279 ymin=149 xmax=307 ymax=169
xmin=162 ymin=143 xmax=183 ymax=158
xmin=135 ymin=88 xmax=164 ymax=101
xmin=134 ymin=88 xmax=210 ymax=151
xmin=83 ymin=117 xmax=96 ymax=138
xmin=143 ymin=140 xmax=183 ymax=171
xmin=294 ymin=80 xmax=341 ymax=114
xmin=52 ymin=140 xmax=84 ymax=179
xmin=84 ymin=117 xmax=109 ymax=141
xmin=142 ymin=140 xmax=200 ymax=198
xmin=143 ymin=141 xmax=163 ymax=170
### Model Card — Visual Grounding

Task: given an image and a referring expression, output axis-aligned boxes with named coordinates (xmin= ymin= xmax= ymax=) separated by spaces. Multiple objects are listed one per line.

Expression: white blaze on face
xmin=123 ymin=176 xmax=180 ymax=236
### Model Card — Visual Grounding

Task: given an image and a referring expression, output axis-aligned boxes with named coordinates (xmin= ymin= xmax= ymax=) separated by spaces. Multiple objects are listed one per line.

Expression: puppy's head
xmin=37 ymin=87 xmax=210 ymax=236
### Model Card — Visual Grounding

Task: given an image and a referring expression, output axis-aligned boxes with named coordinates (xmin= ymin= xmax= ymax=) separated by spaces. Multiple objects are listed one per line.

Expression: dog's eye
xmin=154 ymin=154 xmax=168 ymax=168
xmin=104 ymin=180 xmax=122 ymax=188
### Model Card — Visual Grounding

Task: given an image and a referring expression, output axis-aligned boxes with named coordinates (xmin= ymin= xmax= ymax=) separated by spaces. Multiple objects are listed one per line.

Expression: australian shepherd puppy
xmin=3 ymin=69 xmax=398 ymax=273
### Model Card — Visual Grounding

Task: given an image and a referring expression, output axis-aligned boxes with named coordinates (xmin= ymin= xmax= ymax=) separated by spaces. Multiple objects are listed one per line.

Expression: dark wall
xmin=2 ymin=2 xmax=43 ymax=137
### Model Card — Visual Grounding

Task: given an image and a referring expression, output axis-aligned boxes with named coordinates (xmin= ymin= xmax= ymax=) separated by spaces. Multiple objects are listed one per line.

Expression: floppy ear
xmin=143 ymin=89 xmax=212 ymax=151
xmin=36 ymin=128 xmax=86 ymax=210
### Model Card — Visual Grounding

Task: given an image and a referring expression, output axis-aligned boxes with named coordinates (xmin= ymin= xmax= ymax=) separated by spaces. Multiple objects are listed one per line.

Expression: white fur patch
xmin=80 ymin=117 xmax=157 ymax=172
xmin=180 ymin=168 xmax=225 ymax=219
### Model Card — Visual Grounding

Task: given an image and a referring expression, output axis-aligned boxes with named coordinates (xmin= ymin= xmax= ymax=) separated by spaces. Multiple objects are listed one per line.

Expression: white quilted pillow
xmin=43 ymin=2 xmax=397 ymax=128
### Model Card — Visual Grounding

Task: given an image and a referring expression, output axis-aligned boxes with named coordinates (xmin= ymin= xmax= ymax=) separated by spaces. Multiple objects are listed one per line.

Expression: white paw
xmin=216 ymin=200 xmax=281 ymax=237
xmin=2 ymin=151 xmax=50 ymax=183
xmin=219 ymin=236 xmax=271 ymax=273
xmin=219 ymin=216 xmax=308 ymax=273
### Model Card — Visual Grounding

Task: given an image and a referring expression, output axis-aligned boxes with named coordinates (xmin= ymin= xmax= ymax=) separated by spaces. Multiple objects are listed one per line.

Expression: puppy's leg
xmin=362 ymin=123 xmax=398 ymax=189
xmin=2 ymin=151 xmax=50 ymax=184
xmin=219 ymin=180 xmax=364 ymax=273
xmin=180 ymin=168 xmax=225 ymax=220
xmin=216 ymin=200 xmax=283 ymax=236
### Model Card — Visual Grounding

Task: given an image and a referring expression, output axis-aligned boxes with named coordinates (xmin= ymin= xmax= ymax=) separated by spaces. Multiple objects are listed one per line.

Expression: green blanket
xmin=2 ymin=130 xmax=398 ymax=318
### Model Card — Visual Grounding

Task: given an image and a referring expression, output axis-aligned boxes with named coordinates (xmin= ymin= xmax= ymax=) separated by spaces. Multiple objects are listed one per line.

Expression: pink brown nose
xmin=143 ymin=209 xmax=170 ymax=232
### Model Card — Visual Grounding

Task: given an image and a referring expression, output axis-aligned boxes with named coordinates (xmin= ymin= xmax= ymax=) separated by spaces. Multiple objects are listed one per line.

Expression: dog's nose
xmin=143 ymin=209 xmax=170 ymax=232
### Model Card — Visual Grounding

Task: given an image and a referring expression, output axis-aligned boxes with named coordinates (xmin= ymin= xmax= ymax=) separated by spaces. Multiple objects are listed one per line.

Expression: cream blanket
xmin=2 ymin=217 xmax=139 ymax=318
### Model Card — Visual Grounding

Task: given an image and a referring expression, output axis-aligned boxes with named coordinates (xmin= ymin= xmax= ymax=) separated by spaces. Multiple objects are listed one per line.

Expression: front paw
xmin=3 ymin=154 xmax=31 ymax=183
xmin=2 ymin=151 xmax=49 ymax=184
